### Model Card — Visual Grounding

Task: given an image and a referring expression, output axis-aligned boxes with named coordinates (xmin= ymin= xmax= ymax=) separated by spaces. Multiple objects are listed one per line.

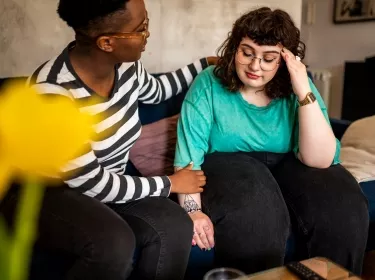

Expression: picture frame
xmin=333 ymin=0 xmax=375 ymax=23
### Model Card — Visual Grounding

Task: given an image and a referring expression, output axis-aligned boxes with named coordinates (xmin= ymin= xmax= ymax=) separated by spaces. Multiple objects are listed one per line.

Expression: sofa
xmin=1 ymin=76 xmax=374 ymax=279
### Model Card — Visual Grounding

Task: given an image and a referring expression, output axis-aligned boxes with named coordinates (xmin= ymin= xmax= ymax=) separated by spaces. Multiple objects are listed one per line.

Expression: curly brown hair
xmin=214 ymin=7 xmax=306 ymax=99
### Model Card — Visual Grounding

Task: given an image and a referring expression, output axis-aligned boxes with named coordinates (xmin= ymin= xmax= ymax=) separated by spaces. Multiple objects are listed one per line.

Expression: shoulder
xmin=28 ymin=56 xmax=60 ymax=86
xmin=194 ymin=65 xmax=220 ymax=85
xmin=185 ymin=66 xmax=223 ymax=103
xmin=28 ymin=53 xmax=74 ymax=98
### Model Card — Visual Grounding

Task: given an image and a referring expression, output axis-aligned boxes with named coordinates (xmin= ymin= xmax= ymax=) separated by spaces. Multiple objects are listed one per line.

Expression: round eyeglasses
xmin=236 ymin=50 xmax=280 ymax=72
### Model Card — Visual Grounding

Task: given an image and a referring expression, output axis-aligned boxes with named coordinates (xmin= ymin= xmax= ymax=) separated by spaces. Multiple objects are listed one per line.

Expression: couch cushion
xmin=129 ymin=114 xmax=179 ymax=176
xmin=340 ymin=116 xmax=375 ymax=183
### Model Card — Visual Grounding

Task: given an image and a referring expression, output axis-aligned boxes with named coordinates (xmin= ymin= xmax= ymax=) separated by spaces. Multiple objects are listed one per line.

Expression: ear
xmin=96 ymin=36 xmax=115 ymax=53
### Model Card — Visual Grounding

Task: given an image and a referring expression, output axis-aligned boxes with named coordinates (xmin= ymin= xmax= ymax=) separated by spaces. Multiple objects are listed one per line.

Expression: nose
xmin=249 ymin=57 xmax=261 ymax=71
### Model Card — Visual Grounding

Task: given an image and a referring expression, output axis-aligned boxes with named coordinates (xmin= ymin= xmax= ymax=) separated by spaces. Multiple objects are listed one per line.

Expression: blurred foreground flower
xmin=0 ymin=82 xmax=95 ymax=196
xmin=0 ymin=82 xmax=96 ymax=280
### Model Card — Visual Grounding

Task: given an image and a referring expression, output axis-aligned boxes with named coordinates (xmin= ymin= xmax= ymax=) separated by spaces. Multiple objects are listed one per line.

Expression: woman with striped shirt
xmin=0 ymin=0 xmax=217 ymax=279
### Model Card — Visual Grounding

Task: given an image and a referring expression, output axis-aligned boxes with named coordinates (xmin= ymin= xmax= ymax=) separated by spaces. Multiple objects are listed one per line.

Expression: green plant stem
xmin=9 ymin=178 xmax=44 ymax=280
xmin=0 ymin=215 xmax=10 ymax=279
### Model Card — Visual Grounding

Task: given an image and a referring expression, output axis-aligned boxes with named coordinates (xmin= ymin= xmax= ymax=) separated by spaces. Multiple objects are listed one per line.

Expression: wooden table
xmin=243 ymin=257 xmax=362 ymax=280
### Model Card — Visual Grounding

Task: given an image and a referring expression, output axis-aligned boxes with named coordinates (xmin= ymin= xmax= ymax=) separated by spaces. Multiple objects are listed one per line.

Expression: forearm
xmin=298 ymin=102 xmax=336 ymax=168
xmin=174 ymin=166 xmax=202 ymax=210
xmin=178 ymin=193 xmax=202 ymax=209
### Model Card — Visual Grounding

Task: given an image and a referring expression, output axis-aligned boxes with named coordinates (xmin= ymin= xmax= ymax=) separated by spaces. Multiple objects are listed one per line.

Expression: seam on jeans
xmin=124 ymin=212 xmax=165 ymax=279
xmin=283 ymin=193 xmax=309 ymax=235
xmin=282 ymin=195 xmax=313 ymax=257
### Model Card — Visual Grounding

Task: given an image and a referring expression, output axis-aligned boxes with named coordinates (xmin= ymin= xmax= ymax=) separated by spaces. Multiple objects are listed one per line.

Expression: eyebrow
xmin=240 ymin=43 xmax=280 ymax=54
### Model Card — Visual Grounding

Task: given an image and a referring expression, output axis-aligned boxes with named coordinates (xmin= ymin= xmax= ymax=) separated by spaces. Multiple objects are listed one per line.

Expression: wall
xmin=0 ymin=0 xmax=302 ymax=77
xmin=0 ymin=0 xmax=74 ymax=77
xmin=301 ymin=0 xmax=375 ymax=118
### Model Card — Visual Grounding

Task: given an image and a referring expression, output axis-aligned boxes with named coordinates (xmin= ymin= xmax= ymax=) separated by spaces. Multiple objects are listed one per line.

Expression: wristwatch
xmin=298 ymin=92 xmax=316 ymax=106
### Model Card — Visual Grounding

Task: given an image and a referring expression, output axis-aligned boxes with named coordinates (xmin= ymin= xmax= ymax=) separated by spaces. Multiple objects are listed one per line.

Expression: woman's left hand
xmin=281 ymin=48 xmax=311 ymax=100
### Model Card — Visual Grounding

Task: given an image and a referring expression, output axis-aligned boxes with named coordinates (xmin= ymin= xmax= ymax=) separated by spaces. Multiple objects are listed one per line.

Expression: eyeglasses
xmin=236 ymin=50 xmax=280 ymax=72
xmin=95 ymin=13 xmax=149 ymax=41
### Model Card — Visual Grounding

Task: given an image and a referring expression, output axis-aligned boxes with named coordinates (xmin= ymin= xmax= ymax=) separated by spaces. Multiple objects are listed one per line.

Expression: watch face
xmin=309 ymin=92 xmax=316 ymax=102
xmin=299 ymin=92 xmax=316 ymax=106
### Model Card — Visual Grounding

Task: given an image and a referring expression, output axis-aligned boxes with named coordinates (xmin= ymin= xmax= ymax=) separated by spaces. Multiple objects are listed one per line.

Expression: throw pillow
xmin=129 ymin=114 xmax=179 ymax=176
xmin=340 ymin=116 xmax=375 ymax=182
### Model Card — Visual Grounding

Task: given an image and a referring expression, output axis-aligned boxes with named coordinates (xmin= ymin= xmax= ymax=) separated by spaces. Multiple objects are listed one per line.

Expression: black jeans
xmin=201 ymin=152 xmax=369 ymax=275
xmin=0 ymin=187 xmax=193 ymax=280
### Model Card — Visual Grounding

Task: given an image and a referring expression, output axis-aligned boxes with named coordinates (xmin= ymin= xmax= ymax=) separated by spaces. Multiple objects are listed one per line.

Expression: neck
xmin=240 ymin=85 xmax=265 ymax=96
xmin=69 ymin=42 xmax=116 ymax=81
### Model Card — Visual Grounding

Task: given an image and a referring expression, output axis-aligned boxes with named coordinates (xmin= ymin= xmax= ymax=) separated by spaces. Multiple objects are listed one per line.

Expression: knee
xmin=315 ymin=187 xmax=369 ymax=239
xmin=161 ymin=200 xmax=193 ymax=242
xmin=224 ymin=199 xmax=290 ymax=240
xmin=88 ymin=219 xmax=136 ymax=265
xmin=147 ymin=198 xmax=193 ymax=244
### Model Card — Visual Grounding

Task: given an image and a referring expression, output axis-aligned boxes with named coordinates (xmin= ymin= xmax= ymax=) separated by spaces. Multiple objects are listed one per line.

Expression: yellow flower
xmin=0 ymin=82 xmax=96 ymax=198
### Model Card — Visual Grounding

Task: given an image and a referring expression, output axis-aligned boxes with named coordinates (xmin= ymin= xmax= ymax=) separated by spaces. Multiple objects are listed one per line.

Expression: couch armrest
xmin=330 ymin=118 xmax=352 ymax=140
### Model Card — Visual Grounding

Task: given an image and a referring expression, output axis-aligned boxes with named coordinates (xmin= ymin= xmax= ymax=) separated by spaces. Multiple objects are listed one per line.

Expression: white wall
xmin=301 ymin=0 xmax=375 ymax=118
xmin=0 ymin=0 xmax=74 ymax=77
xmin=145 ymin=0 xmax=302 ymax=73
xmin=0 ymin=0 xmax=302 ymax=77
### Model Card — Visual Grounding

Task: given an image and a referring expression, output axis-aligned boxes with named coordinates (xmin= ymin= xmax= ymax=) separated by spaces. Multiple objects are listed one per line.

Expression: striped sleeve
xmin=61 ymin=150 xmax=171 ymax=203
xmin=29 ymin=81 xmax=172 ymax=203
xmin=137 ymin=58 xmax=209 ymax=104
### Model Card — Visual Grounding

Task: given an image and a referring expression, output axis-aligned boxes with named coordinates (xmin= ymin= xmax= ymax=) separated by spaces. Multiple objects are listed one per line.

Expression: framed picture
xmin=333 ymin=0 xmax=375 ymax=23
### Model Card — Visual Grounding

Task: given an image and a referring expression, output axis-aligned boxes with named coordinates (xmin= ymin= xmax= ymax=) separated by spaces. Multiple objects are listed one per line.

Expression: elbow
xmin=309 ymin=161 xmax=332 ymax=169
xmin=298 ymin=153 xmax=333 ymax=169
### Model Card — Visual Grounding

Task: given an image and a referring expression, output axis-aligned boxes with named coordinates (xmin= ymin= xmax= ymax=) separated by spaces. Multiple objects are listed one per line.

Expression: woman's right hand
xmin=189 ymin=211 xmax=215 ymax=250
xmin=169 ymin=163 xmax=206 ymax=194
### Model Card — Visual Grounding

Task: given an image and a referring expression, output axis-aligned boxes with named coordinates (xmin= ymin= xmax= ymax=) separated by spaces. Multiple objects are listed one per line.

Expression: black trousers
xmin=201 ymin=152 xmax=369 ymax=275
xmin=0 ymin=187 xmax=193 ymax=280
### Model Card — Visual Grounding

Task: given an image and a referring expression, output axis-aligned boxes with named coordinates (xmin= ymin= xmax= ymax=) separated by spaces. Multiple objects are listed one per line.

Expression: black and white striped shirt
xmin=28 ymin=42 xmax=208 ymax=203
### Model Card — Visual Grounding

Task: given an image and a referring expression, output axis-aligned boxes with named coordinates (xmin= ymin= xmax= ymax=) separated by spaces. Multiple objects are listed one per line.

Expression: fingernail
xmin=282 ymin=48 xmax=285 ymax=52
xmin=190 ymin=161 xmax=194 ymax=164
xmin=208 ymin=248 xmax=211 ymax=251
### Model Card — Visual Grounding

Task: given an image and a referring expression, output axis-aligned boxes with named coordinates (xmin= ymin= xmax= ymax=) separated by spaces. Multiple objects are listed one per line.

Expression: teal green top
xmin=174 ymin=66 xmax=341 ymax=170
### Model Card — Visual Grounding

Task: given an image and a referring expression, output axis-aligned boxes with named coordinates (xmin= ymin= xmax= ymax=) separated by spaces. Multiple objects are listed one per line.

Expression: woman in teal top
xmin=174 ymin=7 xmax=368 ymax=275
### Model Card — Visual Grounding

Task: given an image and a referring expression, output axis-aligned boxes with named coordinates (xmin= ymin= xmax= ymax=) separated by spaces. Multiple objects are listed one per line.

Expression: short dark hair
xmin=214 ymin=7 xmax=306 ymax=99
xmin=57 ymin=0 xmax=130 ymax=35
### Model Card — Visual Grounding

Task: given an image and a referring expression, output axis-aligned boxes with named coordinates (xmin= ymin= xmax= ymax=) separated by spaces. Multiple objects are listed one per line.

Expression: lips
xmin=246 ymin=72 xmax=260 ymax=79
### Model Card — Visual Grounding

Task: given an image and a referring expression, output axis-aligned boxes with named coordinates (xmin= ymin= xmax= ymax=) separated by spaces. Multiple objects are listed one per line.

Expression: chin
xmin=129 ymin=52 xmax=142 ymax=62
xmin=239 ymin=75 xmax=265 ymax=89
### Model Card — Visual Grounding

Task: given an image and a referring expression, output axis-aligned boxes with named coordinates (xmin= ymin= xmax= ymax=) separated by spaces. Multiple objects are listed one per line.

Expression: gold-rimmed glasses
xmin=236 ymin=50 xmax=280 ymax=71
xmin=96 ymin=13 xmax=149 ymax=41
